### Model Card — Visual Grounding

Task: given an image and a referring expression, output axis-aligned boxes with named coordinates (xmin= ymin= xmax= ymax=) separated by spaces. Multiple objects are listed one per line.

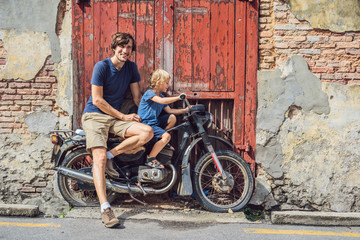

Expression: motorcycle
xmin=50 ymin=96 xmax=254 ymax=212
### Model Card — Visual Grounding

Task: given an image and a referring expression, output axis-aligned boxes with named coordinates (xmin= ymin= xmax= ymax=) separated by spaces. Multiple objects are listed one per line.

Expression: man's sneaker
xmin=101 ymin=208 xmax=120 ymax=228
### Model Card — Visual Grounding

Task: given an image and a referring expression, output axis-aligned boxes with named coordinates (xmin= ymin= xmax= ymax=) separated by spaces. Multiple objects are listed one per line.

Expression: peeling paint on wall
xmin=55 ymin=6 xmax=73 ymax=119
xmin=285 ymin=0 xmax=360 ymax=32
xmin=0 ymin=0 xmax=63 ymax=62
xmin=257 ymin=55 xmax=360 ymax=212
xmin=0 ymin=30 xmax=51 ymax=80
xmin=24 ymin=111 xmax=58 ymax=134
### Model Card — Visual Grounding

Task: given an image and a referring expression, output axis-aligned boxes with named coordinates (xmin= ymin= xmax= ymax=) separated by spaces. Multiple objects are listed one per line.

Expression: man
xmin=82 ymin=33 xmax=153 ymax=228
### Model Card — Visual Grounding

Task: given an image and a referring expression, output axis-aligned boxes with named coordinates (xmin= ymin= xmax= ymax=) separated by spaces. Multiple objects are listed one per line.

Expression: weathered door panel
xmin=72 ymin=0 xmax=258 ymax=170
xmin=173 ymin=0 xmax=235 ymax=93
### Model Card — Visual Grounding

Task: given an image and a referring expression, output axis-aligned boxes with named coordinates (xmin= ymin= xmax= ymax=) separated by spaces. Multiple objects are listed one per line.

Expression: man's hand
xmin=123 ymin=113 xmax=141 ymax=122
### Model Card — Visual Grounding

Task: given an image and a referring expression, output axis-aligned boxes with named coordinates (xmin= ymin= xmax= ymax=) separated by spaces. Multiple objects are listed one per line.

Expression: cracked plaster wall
xmin=255 ymin=55 xmax=360 ymax=212
xmin=0 ymin=0 xmax=73 ymax=116
xmin=0 ymin=0 xmax=72 ymax=215
xmin=285 ymin=0 xmax=360 ymax=32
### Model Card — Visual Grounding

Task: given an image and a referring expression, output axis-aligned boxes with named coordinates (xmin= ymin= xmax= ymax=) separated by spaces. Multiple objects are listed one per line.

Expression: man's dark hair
xmin=111 ymin=32 xmax=136 ymax=51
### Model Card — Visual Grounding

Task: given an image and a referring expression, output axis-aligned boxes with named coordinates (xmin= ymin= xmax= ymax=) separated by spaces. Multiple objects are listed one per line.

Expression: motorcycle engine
xmin=138 ymin=166 xmax=165 ymax=183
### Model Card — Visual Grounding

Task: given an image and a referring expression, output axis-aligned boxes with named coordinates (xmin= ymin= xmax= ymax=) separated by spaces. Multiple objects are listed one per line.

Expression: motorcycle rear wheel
xmin=57 ymin=148 xmax=117 ymax=207
xmin=193 ymin=150 xmax=254 ymax=212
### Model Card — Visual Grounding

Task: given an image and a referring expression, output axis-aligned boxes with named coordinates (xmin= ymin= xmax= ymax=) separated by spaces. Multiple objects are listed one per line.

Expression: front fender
xmin=177 ymin=135 xmax=233 ymax=196
xmin=54 ymin=140 xmax=86 ymax=167
xmin=182 ymin=135 xmax=233 ymax=169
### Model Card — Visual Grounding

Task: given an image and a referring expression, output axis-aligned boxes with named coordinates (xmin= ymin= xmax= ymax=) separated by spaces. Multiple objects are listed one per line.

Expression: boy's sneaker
xmin=105 ymin=159 xmax=120 ymax=178
xmin=101 ymin=208 xmax=120 ymax=228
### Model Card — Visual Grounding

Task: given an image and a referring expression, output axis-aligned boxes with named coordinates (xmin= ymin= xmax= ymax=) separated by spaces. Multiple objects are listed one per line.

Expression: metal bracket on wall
xmin=76 ymin=0 xmax=90 ymax=5
xmin=236 ymin=144 xmax=250 ymax=152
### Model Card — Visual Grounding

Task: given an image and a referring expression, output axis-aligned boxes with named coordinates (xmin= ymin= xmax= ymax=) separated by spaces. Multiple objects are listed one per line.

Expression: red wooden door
xmin=72 ymin=0 xmax=258 ymax=169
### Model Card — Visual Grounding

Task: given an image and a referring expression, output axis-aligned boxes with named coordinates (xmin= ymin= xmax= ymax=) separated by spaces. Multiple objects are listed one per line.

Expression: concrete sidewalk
xmin=271 ymin=211 xmax=360 ymax=226
xmin=1 ymin=203 xmax=360 ymax=226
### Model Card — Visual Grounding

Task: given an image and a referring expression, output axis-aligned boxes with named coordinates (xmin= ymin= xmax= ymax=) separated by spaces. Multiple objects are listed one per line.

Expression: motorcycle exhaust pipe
xmin=55 ymin=165 xmax=177 ymax=195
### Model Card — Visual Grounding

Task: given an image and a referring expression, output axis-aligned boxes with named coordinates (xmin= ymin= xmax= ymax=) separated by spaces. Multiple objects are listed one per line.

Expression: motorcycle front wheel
xmin=57 ymin=148 xmax=117 ymax=207
xmin=193 ymin=150 xmax=254 ymax=212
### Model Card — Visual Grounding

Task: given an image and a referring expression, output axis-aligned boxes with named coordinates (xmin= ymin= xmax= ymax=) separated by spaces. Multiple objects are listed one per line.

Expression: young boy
xmin=137 ymin=69 xmax=189 ymax=168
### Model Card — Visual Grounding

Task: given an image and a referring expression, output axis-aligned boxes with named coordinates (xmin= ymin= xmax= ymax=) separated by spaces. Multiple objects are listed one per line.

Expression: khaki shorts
xmin=81 ymin=112 xmax=137 ymax=153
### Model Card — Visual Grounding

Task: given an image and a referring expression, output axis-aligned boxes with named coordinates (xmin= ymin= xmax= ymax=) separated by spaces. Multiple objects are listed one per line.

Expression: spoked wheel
xmin=57 ymin=148 xmax=117 ymax=207
xmin=193 ymin=150 xmax=254 ymax=212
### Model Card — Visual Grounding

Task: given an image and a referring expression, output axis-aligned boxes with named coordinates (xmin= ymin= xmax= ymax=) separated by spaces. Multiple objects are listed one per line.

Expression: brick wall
xmin=0 ymin=41 xmax=59 ymax=134
xmin=259 ymin=0 xmax=360 ymax=85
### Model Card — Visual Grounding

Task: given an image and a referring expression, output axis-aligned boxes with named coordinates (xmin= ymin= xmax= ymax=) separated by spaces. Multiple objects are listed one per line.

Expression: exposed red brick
xmin=20 ymin=187 xmax=36 ymax=193
xmin=31 ymin=83 xmax=52 ymax=89
xmin=17 ymin=89 xmax=38 ymax=95
xmin=346 ymin=48 xmax=360 ymax=55
xmin=0 ymin=101 xmax=14 ymax=105
xmin=1 ymin=95 xmax=21 ymax=100
xmin=343 ymin=73 xmax=360 ymax=80
xmin=4 ymin=89 xmax=16 ymax=94
xmin=22 ymin=95 xmax=44 ymax=100
xmin=283 ymin=36 xmax=306 ymax=42
xmin=38 ymin=89 xmax=52 ymax=95
xmin=311 ymin=67 xmax=334 ymax=73
xmin=0 ymin=117 xmax=14 ymax=122
xmin=14 ymin=100 xmax=31 ymax=106
xmin=32 ymin=100 xmax=54 ymax=106
xmin=337 ymin=42 xmax=360 ymax=49
xmin=9 ymin=82 xmax=31 ymax=89
xmin=0 ymin=58 xmax=7 ymax=65
xmin=48 ymin=70 xmax=56 ymax=77
xmin=260 ymin=31 xmax=273 ymax=38
xmin=0 ymin=128 xmax=12 ymax=134
xmin=329 ymin=36 xmax=353 ymax=42
xmin=35 ymin=77 xmax=57 ymax=83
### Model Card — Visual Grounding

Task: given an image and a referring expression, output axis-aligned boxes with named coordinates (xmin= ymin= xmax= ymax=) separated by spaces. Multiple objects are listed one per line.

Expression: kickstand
xmin=127 ymin=183 xmax=147 ymax=206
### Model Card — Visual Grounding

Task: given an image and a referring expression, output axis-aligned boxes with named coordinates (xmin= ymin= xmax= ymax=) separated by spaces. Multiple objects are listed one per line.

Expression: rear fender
xmin=54 ymin=140 xmax=86 ymax=167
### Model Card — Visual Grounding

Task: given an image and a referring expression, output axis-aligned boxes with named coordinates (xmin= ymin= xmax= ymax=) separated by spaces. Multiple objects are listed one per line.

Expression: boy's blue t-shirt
xmin=83 ymin=58 xmax=140 ymax=114
xmin=138 ymin=89 xmax=168 ymax=125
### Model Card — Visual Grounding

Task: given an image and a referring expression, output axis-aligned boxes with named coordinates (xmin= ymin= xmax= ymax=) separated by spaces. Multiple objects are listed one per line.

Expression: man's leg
xmin=92 ymin=146 xmax=120 ymax=228
xmin=92 ymin=147 xmax=108 ymax=205
xmin=109 ymin=122 xmax=153 ymax=157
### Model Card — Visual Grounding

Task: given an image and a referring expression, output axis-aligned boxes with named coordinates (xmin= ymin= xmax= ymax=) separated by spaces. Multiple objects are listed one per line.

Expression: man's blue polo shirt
xmin=83 ymin=58 xmax=140 ymax=114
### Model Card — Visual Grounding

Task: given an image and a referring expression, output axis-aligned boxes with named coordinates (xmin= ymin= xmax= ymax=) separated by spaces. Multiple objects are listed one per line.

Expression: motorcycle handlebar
xmin=180 ymin=93 xmax=186 ymax=100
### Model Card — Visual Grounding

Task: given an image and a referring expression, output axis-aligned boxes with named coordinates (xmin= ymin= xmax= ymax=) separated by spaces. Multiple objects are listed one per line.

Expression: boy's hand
xmin=123 ymin=113 xmax=141 ymax=122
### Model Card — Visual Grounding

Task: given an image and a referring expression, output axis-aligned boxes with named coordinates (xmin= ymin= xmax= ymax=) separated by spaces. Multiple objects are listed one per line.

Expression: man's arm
xmin=129 ymin=82 xmax=141 ymax=107
xmin=92 ymin=85 xmax=140 ymax=122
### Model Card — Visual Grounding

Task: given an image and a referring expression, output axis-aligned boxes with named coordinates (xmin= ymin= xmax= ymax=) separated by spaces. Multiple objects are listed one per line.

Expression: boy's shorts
xmin=150 ymin=113 xmax=170 ymax=140
xmin=81 ymin=112 xmax=137 ymax=153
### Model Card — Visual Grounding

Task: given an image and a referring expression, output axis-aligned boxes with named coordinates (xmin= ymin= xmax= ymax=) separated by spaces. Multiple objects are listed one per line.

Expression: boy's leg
xmin=164 ymin=114 xmax=176 ymax=130
xmin=148 ymin=127 xmax=171 ymax=159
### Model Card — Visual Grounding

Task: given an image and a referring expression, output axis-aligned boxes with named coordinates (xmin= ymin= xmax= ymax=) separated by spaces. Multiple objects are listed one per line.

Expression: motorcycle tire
xmin=57 ymin=148 xmax=117 ymax=207
xmin=192 ymin=150 xmax=254 ymax=213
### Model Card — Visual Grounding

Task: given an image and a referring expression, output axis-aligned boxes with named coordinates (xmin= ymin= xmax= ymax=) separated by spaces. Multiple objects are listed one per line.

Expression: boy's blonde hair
xmin=149 ymin=69 xmax=170 ymax=89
